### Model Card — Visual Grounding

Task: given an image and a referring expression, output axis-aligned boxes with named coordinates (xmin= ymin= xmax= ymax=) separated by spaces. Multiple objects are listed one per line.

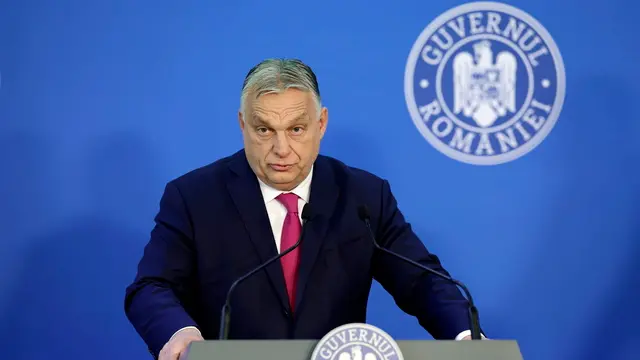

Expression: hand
xmin=461 ymin=335 xmax=488 ymax=340
xmin=159 ymin=328 xmax=204 ymax=360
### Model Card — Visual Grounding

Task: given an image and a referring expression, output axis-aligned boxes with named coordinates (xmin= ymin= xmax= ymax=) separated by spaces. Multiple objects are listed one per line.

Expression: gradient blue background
xmin=1 ymin=1 xmax=638 ymax=359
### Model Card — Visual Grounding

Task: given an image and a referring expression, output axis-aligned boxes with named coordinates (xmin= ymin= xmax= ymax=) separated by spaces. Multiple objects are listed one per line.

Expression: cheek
xmin=291 ymin=141 xmax=314 ymax=159
xmin=247 ymin=137 xmax=271 ymax=152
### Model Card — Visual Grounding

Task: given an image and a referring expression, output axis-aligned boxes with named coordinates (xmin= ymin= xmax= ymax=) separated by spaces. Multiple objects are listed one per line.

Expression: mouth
xmin=269 ymin=164 xmax=294 ymax=172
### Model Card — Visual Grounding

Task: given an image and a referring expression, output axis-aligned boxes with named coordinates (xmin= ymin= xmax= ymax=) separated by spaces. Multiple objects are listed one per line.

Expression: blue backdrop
xmin=1 ymin=1 xmax=638 ymax=359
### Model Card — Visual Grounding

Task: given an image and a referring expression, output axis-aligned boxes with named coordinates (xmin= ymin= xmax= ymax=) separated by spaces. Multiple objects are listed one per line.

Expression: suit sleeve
xmin=371 ymin=180 xmax=472 ymax=340
xmin=124 ymin=182 xmax=199 ymax=357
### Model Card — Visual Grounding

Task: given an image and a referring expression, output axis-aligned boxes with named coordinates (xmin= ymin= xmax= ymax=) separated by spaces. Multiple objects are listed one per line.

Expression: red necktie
xmin=276 ymin=193 xmax=301 ymax=312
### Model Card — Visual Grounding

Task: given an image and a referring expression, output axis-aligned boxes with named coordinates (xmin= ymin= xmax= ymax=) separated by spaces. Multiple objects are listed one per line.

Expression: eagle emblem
xmin=453 ymin=40 xmax=517 ymax=128
xmin=310 ymin=323 xmax=403 ymax=360
xmin=337 ymin=345 xmax=377 ymax=360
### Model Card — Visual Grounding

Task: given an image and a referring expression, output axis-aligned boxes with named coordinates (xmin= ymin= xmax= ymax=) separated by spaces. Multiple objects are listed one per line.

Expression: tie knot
xmin=276 ymin=193 xmax=299 ymax=213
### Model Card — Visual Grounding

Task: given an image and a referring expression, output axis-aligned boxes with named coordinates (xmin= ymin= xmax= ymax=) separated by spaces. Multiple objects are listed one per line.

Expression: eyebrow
xmin=251 ymin=116 xmax=269 ymax=126
xmin=252 ymin=113 xmax=309 ymax=126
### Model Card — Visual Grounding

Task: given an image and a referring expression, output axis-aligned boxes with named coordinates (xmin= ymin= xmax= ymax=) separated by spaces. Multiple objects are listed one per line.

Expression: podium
xmin=183 ymin=339 xmax=524 ymax=360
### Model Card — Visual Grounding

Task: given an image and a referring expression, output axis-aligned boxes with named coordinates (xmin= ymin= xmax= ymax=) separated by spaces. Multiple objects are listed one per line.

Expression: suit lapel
xmin=294 ymin=156 xmax=339 ymax=312
xmin=226 ymin=150 xmax=290 ymax=312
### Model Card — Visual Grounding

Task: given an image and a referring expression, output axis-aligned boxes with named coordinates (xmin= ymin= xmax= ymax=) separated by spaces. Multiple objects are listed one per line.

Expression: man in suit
xmin=125 ymin=58 xmax=481 ymax=360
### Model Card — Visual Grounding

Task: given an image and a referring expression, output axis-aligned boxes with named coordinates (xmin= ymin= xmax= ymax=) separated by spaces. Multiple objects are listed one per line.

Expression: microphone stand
xmin=218 ymin=205 xmax=313 ymax=340
xmin=359 ymin=206 xmax=481 ymax=340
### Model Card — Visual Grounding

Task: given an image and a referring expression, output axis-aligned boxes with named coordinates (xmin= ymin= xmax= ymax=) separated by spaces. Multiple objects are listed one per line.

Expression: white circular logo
xmin=404 ymin=1 xmax=566 ymax=165
xmin=309 ymin=323 xmax=403 ymax=360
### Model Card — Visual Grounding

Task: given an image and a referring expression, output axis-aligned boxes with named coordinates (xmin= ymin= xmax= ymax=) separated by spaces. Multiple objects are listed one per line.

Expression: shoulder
xmin=318 ymin=153 xmax=383 ymax=179
xmin=317 ymin=154 xmax=389 ymax=197
xmin=167 ymin=150 xmax=242 ymax=194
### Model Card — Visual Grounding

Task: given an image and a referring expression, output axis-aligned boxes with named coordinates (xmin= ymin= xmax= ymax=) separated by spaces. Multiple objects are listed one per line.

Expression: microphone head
xmin=301 ymin=203 xmax=314 ymax=221
xmin=357 ymin=205 xmax=371 ymax=221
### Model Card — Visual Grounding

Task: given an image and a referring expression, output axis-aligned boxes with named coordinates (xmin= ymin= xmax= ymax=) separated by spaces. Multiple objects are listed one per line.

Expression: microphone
xmin=357 ymin=205 xmax=482 ymax=340
xmin=218 ymin=203 xmax=314 ymax=340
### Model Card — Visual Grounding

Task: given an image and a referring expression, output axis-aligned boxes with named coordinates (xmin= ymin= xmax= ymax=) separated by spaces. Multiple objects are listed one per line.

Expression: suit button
xmin=283 ymin=309 xmax=290 ymax=317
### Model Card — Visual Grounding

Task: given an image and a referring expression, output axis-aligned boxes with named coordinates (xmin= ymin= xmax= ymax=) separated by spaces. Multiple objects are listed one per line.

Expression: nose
xmin=272 ymin=131 xmax=291 ymax=158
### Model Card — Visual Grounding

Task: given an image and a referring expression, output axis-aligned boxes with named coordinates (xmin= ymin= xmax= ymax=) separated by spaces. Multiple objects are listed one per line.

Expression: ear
xmin=318 ymin=107 xmax=328 ymax=139
xmin=238 ymin=111 xmax=245 ymax=132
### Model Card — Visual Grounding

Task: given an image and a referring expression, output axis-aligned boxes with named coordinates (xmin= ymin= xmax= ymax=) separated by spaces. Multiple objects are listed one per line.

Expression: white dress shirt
xmin=258 ymin=165 xmax=312 ymax=253
xmin=167 ymin=166 xmax=481 ymax=343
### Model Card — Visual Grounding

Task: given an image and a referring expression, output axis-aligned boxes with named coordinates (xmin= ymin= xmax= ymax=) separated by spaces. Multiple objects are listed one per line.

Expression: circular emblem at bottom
xmin=310 ymin=323 xmax=404 ymax=360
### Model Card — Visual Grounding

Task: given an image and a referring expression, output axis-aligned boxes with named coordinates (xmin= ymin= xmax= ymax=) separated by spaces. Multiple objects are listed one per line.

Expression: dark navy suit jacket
xmin=124 ymin=150 xmax=471 ymax=357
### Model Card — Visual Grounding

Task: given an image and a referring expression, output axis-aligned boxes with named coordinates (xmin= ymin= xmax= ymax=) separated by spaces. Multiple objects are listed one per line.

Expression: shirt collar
xmin=257 ymin=165 xmax=313 ymax=204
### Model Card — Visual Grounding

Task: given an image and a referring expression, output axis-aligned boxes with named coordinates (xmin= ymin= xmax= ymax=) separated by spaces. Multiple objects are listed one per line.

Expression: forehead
xmin=250 ymin=88 xmax=314 ymax=116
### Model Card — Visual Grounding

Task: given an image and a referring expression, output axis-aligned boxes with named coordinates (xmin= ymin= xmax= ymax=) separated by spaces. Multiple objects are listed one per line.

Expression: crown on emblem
xmin=473 ymin=40 xmax=491 ymax=52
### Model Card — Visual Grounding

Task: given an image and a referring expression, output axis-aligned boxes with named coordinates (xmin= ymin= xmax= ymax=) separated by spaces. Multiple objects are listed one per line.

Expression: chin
xmin=266 ymin=171 xmax=298 ymax=184
xmin=269 ymin=173 xmax=295 ymax=183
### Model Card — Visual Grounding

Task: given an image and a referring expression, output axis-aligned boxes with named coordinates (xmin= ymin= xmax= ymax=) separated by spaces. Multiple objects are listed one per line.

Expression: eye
xmin=291 ymin=126 xmax=304 ymax=134
xmin=255 ymin=127 xmax=270 ymax=134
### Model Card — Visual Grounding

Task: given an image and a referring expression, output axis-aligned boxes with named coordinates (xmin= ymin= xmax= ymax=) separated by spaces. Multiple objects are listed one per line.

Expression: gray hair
xmin=240 ymin=58 xmax=322 ymax=119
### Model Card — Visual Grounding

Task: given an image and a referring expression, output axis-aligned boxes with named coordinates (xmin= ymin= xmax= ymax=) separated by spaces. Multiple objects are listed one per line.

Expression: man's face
xmin=239 ymin=88 xmax=328 ymax=191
